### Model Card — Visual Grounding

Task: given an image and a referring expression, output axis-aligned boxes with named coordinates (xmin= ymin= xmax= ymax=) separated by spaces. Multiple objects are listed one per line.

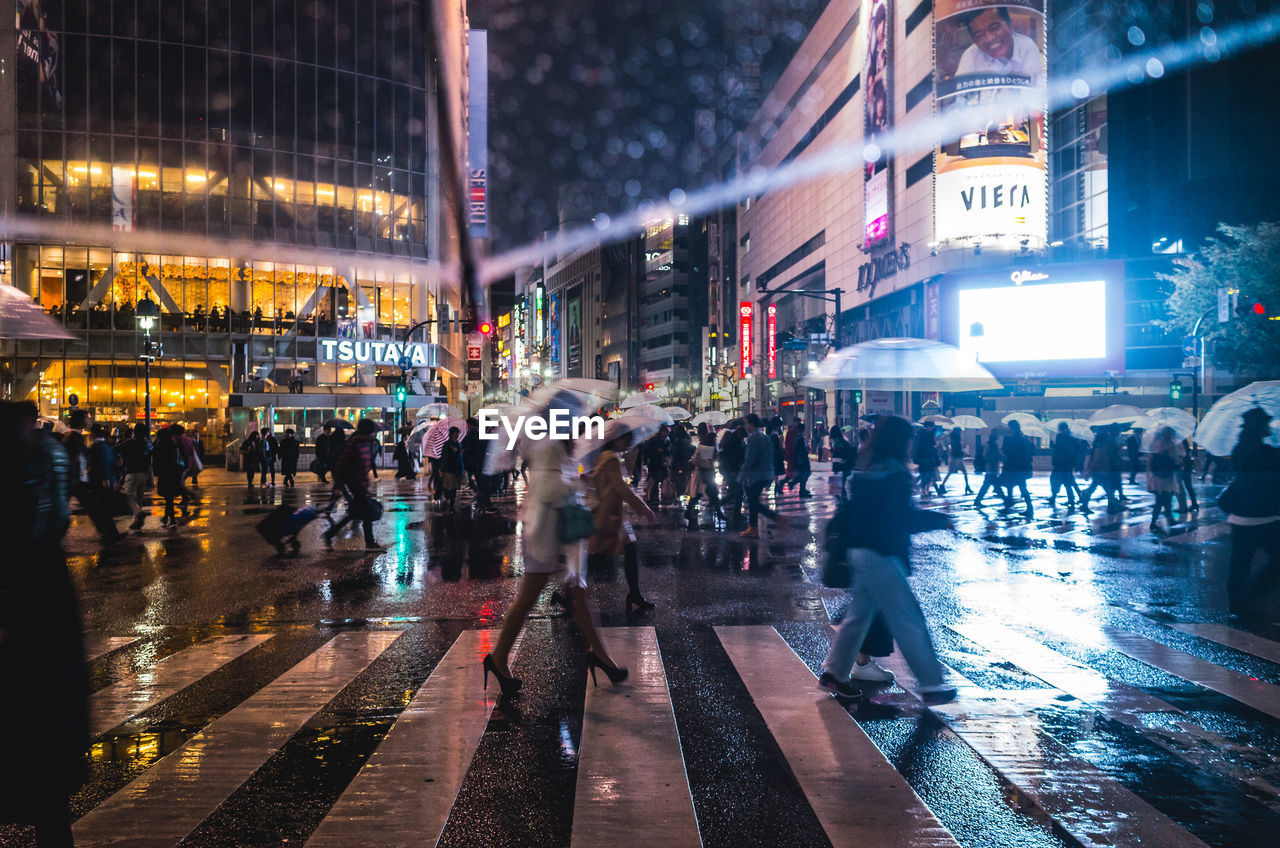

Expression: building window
xmin=905 ymin=0 xmax=932 ymax=37
xmin=905 ymin=75 xmax=933 ymax=113
xmin=905 ymin=154 xmax=933 ymax=188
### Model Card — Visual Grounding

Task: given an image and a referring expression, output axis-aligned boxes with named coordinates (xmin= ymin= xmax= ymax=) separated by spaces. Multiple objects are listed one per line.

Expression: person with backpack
xmin=240 ymin=431 xmax=262 ymax=488
xmin=323 ymin=419 xmax=384 ymax=550
xmin=820 ymin=415 xmax=955 ymax=702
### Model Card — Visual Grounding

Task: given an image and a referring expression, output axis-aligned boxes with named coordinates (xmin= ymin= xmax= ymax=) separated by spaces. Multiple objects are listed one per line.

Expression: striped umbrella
xmin=1193 ymin=381 xmax=1280 ymax=456
xmin=423 ymin=416 xmax=466 ymax=458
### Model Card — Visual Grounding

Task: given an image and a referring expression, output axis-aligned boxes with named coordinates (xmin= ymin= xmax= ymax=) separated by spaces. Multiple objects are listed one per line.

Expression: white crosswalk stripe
xmin=57 ymin=614 xmax=1280 ymax=847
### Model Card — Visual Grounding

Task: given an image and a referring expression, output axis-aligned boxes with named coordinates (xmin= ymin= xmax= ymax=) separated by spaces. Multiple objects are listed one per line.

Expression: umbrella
xmin=423 ymin=416 xmax=466 ymax=458
xmin=1088 ymin=404 xmax=1146 ymax=426
xmin=575 ymin=417 xmax=662 ymax=467
xmin=623 ymin=404 xmax=675 ymax=425
xmin=663 ymin=405 xmax=692 ymax=421
xmin=1136 ymin=408 xmax=1197 ymax=445
xmin=691 ymin=410 xmax=729 ymax=427
xmin=1001 ymin=412 xmax=1048 ymax=437
xmin=919 ymin=415 xmax=955 ymax=429
xmin=949 ymin=414 xmax=988 ymax=430
xmin=324 ymin=418 xmax=354 ymax=430
xmin=416 ymin=402 xmax=463 ymax=421
xmin=620 ymin=391 xmax=662 ymax=409
xmin=800 ymin=337 xmax=1001 ymax=392
xmin=36 ymin=416 xmax=72 ymax=435
xmin=526 ymin=378 xmax=617 ymax=418
xmin=1193 ymin=380 xmax=1280 ymax=456
xmin=1045 ymin=418 xmax=1094 ymax=442
xmin=0 ymin=286 xmax=77 ymax=340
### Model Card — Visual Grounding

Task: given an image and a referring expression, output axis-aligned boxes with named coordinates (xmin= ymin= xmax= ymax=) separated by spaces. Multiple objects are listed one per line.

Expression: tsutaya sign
xmin=319 ymin=338 xmax=430 ymax=366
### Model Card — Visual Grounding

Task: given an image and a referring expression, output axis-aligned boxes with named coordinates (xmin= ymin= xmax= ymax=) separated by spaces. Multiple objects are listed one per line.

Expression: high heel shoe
xmin=587 ymin=652 xmax=628 ymax=686
xmin=625 ymin=593 xmax=655 ymax=613
xmin=482 ymin=654 xmax=522 ymax=695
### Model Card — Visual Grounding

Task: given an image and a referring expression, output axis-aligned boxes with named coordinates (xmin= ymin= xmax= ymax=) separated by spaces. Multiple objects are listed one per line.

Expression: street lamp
xmin=136 ymin=297 xmax=160 ymax=433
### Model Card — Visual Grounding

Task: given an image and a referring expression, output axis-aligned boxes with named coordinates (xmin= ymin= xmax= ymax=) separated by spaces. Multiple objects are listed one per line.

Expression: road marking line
xmin=85 ymin=636 xmax=140 ymax=661
xmin=952 ymin=622 xmax=1280 ymax=808
xmin=572 ymin=627 xmax=701 ymax=848
xmin=74 ymin=631 xmax=402 ymax=848
xmin=91 ymin=634 xmax=273 ymax=736
xmin=1165 ymin=522 xmax=1232 ymax=544
xmin=305 ymin=630 xmax=520 ymax=848
xmin=717 ymin=625 xmax=958 ymax=848
xmin=1169 ymin=622 xmax=1280 ymax=665
xmin=1101 ymin=627 xmax=1280 ymax=721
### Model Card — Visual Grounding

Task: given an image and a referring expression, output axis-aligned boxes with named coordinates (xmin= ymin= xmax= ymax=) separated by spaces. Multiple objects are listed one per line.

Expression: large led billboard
xmin=934 ymin=0 xmax=1047 ymax=244
xmin=948 ymin=271 xmax=1124 ymax=377
xmin=863 ymin=0 xmax=894 ymax=248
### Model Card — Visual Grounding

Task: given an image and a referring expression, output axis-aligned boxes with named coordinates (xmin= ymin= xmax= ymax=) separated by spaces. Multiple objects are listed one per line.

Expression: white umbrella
xmin=416 ymin=402 xmax=463 ymax=421
xmin=36 ymin=416 xmax=72 ymax=435
xmin=527 ymin=378 xmax=617 ymax=417
xmin=800 ymin=337 xmax=1001 ymax=392
xmin=919 ymin=415 xmax=955 ymax=429
xmin=423 ymin=416 xmax=466 ymax=458
xmin=1089 ymin=404 xmax=1146 ymax=426
xmin=620 ymin=391 xmax=662 ymax=409
xmin=949 ymin=414 xmax=988 ymax=430
xmin=1193 ymin=381 xmax=1280 ymax=456
xmin=1046 ymin=418 xmax=1094 ymax=442
xmin=663 ymin=405 xmax=692 ymax=421
xmin=1001 ymin=412 xmax=1048 ymax=438
xmin=623 ymin=404 xmax=675 ymax=425
xmin=691 ymin=410 xmax=729 ymax=427
xmin=1136 ymin=409 xmax=1197 ymax=446
xmin=0 ymin=286 xmax=77 ymax=340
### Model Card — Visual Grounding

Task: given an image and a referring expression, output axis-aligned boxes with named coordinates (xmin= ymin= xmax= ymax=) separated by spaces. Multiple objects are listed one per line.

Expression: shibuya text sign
xmin=478 ymin=408 xmax=605 ymax=450
xmin=319 ymin=338 xmax=430 ymax=366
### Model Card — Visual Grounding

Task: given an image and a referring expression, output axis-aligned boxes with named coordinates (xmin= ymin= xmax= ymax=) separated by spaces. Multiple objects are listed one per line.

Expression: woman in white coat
xmin=483 ymin=435 xmax=627 ymax=694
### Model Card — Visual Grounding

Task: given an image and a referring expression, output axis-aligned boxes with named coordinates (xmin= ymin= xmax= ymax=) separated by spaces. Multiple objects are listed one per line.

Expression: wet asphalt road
xmin=3 ymin=465 xmax=1279 ymax=848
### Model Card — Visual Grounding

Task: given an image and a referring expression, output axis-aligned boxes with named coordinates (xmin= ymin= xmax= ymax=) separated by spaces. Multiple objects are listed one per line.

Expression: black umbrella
xmin=325 ymin=418 xmax=354 ymax=430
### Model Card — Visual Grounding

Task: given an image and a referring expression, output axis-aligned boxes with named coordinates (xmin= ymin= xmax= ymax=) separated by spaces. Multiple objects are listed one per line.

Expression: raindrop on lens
xmin=668 ymin=188 xmax=687 ymax=206
xmin=1127 ymin=26 xmax=1145 ymax=46
xmin=1070 ymin=78 xmax=1090 ymax=99
xmin=862 ymin=143 xmax=882 ymax=162
xmin=1146 ymin=58 xmax=1165 ymax=78
xmin=594 ymin=213 xmax=611 ymax=231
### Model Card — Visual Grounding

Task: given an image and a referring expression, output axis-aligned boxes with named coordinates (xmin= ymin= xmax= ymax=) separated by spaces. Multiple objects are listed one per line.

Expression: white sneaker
xmin=851 ymin=658 xmax=895 ymax=682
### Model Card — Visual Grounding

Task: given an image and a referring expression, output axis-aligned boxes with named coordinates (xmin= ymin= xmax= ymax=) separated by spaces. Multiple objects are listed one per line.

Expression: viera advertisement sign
xmin=934 ymin=0 xmax=1048 ymax=244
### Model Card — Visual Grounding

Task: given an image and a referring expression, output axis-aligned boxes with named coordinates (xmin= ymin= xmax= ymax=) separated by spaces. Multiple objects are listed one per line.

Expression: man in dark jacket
xmin=116 ymin=423 xmax=153 ymax=530
xmin=314 ymin=425 xmax=332 ymax=482
xmin=1000 ymin=420 xmax=1035 ymax=517
xmin=324 ymin=419 xmax=382 ymax=550
xmin=1048 ymin=423 xmax=1082 ymax=509
xmin=1126 ymin=430 xmax=1142 ymax=485
xmin=260 ymin=428 xmax=279 ymax=487
xmin=83 ymin=423 xmax=125 ymax=544
xmin=279 ymin=429 xmax=301 ymax=487
xmin=742 ymin=414 xmax=788 ymax=538
xmin=719 ymin=425 xmax=747 ymax=521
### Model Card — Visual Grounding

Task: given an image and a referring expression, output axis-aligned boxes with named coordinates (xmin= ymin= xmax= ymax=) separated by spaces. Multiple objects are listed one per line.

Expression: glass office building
xmin=2 ymin=0 xmax=469 ymax=451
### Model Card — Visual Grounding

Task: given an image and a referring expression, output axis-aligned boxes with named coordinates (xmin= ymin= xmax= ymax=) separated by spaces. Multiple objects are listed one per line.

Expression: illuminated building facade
xmin=1 ymin=0 xmax=470 ymax=451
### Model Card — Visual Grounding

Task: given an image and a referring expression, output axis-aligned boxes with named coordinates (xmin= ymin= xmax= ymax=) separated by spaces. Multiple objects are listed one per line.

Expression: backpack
xmin=821 ymin=501 xmax=856 ymax=587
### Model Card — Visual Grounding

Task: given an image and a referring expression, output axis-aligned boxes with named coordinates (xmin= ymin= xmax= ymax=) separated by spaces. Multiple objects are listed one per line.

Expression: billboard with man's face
xmin=934 ymin=0 xmax=1047 ymax=244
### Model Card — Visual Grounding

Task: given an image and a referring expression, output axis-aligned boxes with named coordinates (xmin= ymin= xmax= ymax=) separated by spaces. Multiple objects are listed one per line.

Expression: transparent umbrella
xmin=623 ymin=404 xmax=675 ymax=426
xmin=1135 ymin=407 xmax=1197 ymax=437
xmin=1001 ymin=412 xmax=1048 ymax=437
xmin=1089 ymin=404 xmax=1146 ymax=426
xmin=620 ymin=391 xmax=663 ymax=409
xmin=1194 ymin=381 xmax=1280 ymax=456
xmin=949 ymin=414 xmax=988 ymax=430
xmin=1046 ymin=418 xmax=1095 ymax=442
xmin=416 ymin=403 xmax=463 ymax=421
xmin=0 ymin=286 xmax=77 ymax=340
xmin=663 ymin=405 xmax=692 ymax=421
xmin=919 ymin=415 xmax=955 ymax=429
xmin=691 ymin=410 xmax=729 ymax=427
xmin=800 ymin=338 xmax=1001 ymax=392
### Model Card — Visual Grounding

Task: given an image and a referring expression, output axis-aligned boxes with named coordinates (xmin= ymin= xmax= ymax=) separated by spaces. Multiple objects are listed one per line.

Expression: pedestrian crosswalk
xmin=9 ymin=615 xmax=1274 ymax=847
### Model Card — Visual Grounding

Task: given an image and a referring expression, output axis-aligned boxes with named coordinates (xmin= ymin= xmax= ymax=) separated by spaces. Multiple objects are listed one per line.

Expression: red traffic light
xmin=1252 ymin=302 xmax=1266 ymax=315
xmin=478 ymin=321 xmax=492 ymax=334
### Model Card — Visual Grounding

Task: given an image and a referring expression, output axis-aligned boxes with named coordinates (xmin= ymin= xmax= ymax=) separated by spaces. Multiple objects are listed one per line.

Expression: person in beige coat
xmin=587 ymin=422 xmax=658 ymax=613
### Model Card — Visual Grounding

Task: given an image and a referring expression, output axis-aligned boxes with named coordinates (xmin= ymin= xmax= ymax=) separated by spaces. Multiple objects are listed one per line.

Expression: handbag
xmin=361 ymin=497 xmax=384 ymax=522
xmin=821 ymin=502 xmax=855 ymax=588
xmin=560 ymin=498 xmax=596 ymax=543
xmin=309 ymin=458 xmax=323 ymax=474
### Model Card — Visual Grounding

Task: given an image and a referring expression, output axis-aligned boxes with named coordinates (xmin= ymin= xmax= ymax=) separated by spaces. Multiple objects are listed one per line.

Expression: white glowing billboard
xmin=957 ymin=279 xmax=1106 ymax=363
xmin=934 ymin=0 xmax=1048 ymax=244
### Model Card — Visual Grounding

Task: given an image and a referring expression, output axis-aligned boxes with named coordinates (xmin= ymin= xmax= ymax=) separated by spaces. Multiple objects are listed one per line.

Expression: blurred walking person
xmin=1048 ymin=422 xmax=1083 ymax=509
xmin=785 ymin=420 xmax=813 ymax=498
xmin=240 ymin=430 xmax=262 ymax=488
xmin=117 ymin=423 xmax=153 ymax=530
xmin=436 ymin=427 xmax=464 ymax=513
xmin=393 ymin=431 xmax=418 ymax=480
xmin=684 ymin=423 xmax=724 ymax=527
xmin=313 ymin=424 xmax=332 ymax=483
xmin=1146 ymin=427 xmax=1181 ymax=532
xmin=323 ymin=419 xmax=384 ymax=550
xmin=170 ymin=424 xmax=199 ymax=510
xmin=972 ymin=437 xmax=1006 ymax=508
xmin=820 ymin=415 xmax=955 ymax=702
xmin=941 ymin=426 xmax=973 ymax=495
xmin=0 ymin=402 xmax=88 ymax=848
xmin=279 ymin=428 xmax=301 ymax=487
xmin=259 ymin=428 xmax=279 ymax=486
xmin=484 ymin=433 xmax=627 ymax=695
xmin=588 ymin=422 xmax=658 ymax=612
xmin=999 ymin=421 xmax=1035 ymax=517
xmin=913 ymin=421 xmax=942 ymax=499
xmin=1218 ymin=407 xmax=1280 ymax=618
xmin=1178 ymin=438 xmax=1200 ymax=512
xmin=741 ymin=414 xmax=789 ymax=539
xmin=1080 ymin=427 xmax=1125 ymax=514
xmin=829 ymin=425 xmax=857 ymax=498
xmin=719 ymin=423 xmax=747 ymax=522
xmin=151 ymin=426 xmax=186 ymax=527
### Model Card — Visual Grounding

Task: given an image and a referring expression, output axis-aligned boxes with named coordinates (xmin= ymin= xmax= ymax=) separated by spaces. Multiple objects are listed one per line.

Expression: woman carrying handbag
xmin=484 ymin=434 xmax=627 ymax=695
xmin=588 ymin=421 xmax=658 ymax=612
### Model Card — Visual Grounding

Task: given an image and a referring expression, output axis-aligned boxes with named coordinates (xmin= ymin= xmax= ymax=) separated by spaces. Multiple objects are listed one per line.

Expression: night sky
xmin=467 ymin=0 xmax=827 ymax=253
